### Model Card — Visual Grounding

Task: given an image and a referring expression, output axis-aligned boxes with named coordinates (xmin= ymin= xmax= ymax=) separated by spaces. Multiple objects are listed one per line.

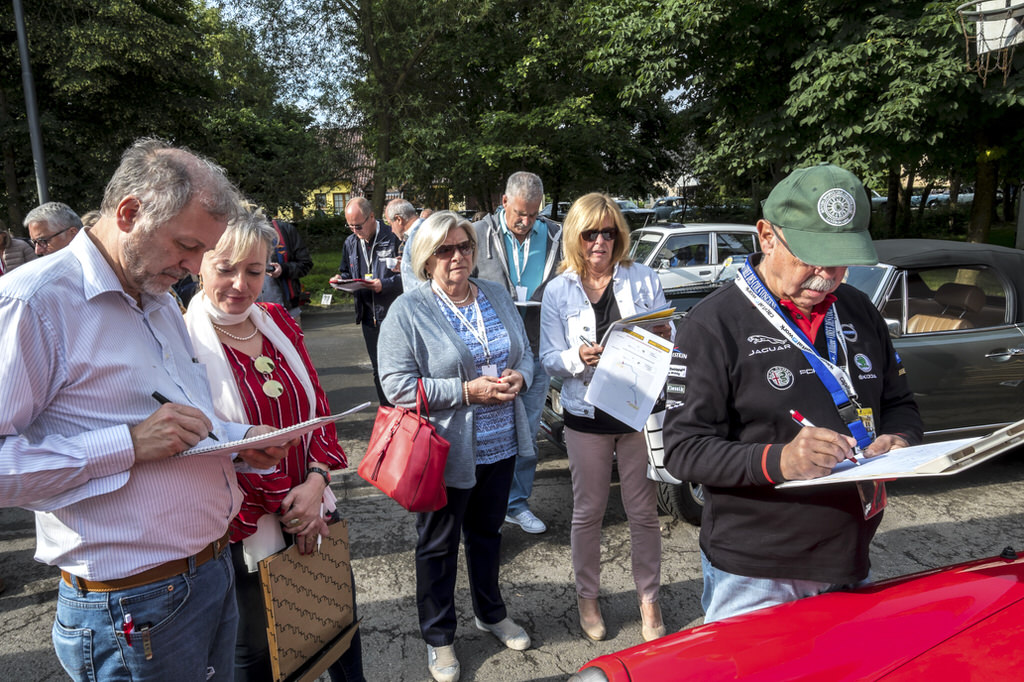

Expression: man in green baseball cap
xmin=661 ymin=162 xmax=921 ymax=623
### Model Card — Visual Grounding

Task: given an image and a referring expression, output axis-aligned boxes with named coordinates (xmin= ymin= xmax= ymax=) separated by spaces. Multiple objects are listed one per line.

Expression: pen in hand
xmin=579 ymin=335 xmax=594 ymax=347
xmin=788 ymin=409 xmax=860 ymax=466
xmin=151 ymin=391 xmax=219 ymax=441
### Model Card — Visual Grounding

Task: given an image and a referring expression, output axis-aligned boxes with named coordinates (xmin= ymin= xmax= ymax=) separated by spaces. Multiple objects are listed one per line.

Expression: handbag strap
xmin=416 ymin=378 xmax=430 ymax=419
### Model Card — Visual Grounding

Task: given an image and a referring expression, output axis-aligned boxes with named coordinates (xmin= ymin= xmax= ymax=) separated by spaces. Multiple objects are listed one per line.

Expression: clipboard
xmin=777 ymin=416 xmax=1024 ymax=488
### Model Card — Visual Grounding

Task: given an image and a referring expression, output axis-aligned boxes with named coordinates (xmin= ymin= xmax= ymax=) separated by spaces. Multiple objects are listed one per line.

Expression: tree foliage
xmin=583 ymin=0 xmax=1024 ymax=240
xmin=0 ymin=0 xmax=328 ymax=226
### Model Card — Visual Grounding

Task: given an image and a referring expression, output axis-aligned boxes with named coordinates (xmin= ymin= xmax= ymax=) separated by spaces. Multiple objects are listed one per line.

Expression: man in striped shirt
xmin=0 ymin=138 xmax=290 ymax=681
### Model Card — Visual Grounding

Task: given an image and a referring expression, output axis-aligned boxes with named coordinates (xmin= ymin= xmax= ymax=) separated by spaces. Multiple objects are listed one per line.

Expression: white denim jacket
xmin=540 ymin=262 xmax=667 ymax=419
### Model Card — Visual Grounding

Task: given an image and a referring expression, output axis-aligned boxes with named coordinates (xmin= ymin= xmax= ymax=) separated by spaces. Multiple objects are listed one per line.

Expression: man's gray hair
xmin=100 ymin=137 xmax=243 ymax=234
xmin=386 ymin=198 xmax=417 ymax=222
xmin=23 ymin=202 xmax=83 ymax=231
xmin=505 ymin=171 xmax=544 ymax=204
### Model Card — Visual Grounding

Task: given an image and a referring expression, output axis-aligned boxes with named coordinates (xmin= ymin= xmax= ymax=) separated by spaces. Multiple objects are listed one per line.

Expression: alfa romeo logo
xmin=766 ymin=366 xmax=794 ymax=390
xmin=817 ymin=188 xmax=856 ymax=226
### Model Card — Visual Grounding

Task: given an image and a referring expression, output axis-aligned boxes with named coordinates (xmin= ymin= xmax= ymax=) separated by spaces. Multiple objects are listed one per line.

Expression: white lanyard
xmin=735 ymin=267 xmax=858 ymax=399
xmin=509 ymin=233 xmax=531 ymax=286
xmin=432 ymin=282 xmax=491 ymax=363
xmin=358 ymin=229 xmax=379 ymax=274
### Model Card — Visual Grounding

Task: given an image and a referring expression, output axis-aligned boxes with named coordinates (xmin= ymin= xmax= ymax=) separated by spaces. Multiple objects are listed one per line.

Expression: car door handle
xmin=985 ymin=347 xmax=1024 ymax=359
xmin=698 ymin=270 xmax=712 ymax=276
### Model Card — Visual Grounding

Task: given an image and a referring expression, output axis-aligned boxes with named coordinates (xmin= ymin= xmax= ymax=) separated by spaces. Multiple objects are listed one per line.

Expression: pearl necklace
xmin=213 ymin=323 xmax=259 ymax=341
xmin=449 ymin=287 xmax=475 ymax=306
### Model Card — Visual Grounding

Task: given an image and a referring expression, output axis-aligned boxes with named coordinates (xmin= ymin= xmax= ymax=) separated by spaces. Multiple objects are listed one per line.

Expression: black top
xmin=663 ymin=271 xmax=922 ymax=584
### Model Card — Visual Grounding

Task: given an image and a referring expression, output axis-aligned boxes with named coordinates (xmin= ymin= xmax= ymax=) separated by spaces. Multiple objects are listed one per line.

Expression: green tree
xmin=0 ymin=0 xmax=327 ymax=222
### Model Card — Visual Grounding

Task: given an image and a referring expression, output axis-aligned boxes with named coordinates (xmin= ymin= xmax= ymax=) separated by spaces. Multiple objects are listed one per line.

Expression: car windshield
xmin=845 ymin=265 xmax=889 ymax=302
xmin=617 ymin=200 xmax=640 ymax=210
xmin=630 ymin=232 xmax=662 ymax=263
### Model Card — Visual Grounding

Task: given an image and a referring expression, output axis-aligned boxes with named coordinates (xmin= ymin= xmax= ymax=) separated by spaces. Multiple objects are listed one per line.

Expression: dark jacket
xmin=663 ymin=275 xmax=922 ymax=584
xmin=471 ymin=213 xmax=562 ymax=353
xmin=269 ymin=220 xmax=313 ymax=309
xmin=338 ymin=220 xmax=402 ymax=325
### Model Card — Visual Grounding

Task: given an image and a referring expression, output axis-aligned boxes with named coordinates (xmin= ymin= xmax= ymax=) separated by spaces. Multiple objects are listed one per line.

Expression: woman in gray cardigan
xmin=378 ymin=211 xmax=534 ymax=682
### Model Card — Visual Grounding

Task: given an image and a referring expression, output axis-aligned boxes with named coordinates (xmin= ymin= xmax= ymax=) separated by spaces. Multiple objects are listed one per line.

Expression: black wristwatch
xmin=307 ymin=467 xmax=331 ymax=486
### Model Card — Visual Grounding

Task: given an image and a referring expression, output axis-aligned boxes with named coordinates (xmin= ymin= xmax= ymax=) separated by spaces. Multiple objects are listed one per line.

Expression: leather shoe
xmin=578 ymin=595 xmax=606 ymax=641
xmin=639 ymin=599 xmax=666 ymax=642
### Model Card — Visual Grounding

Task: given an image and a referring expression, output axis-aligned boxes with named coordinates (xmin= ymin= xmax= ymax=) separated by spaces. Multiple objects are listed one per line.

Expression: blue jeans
xmin=700 ymin=550 xmax=869 ymax=623
xmin=52 ymin=547 xmax=238 ymax=681
xmin=507 ymin=354 xmax=546 ymax=517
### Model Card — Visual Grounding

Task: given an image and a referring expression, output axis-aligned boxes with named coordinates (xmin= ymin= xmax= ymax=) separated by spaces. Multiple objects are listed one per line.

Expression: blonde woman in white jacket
xmin=540 ymin=192 xmax=668 ymax=644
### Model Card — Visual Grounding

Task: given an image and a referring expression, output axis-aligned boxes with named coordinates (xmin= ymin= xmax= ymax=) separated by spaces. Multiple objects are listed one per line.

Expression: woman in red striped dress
xmin=184 ymin=206 xmax=364 ymax=682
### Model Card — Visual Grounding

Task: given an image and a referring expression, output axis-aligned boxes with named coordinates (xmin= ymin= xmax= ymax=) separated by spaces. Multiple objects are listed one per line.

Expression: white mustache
xmin=801 ymin=275 xmax=836 ymax=292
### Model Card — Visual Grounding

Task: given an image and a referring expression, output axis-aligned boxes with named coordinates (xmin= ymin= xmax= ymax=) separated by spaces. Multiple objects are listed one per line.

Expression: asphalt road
xmin=3 ymin=304 xmax=1024 ymax=681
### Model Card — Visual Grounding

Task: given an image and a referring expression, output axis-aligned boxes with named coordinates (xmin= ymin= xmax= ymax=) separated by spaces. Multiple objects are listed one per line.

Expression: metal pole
xmin=12 ymin=0 xmax=49 ymax=204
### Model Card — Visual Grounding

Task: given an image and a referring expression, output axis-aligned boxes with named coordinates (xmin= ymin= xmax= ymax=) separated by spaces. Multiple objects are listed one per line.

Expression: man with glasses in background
xmin=473 ymin=172 xmax=563 ymax=535
xmin=331 ymin=196 xmax=402 ymax=406
xmin=25 ymin=202 xmax=82 ymax=256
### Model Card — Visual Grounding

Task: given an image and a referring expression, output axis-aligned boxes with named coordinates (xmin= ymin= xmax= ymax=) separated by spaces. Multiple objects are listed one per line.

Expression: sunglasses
xmin=581 ymin=228 xmax=617 ymax=242
xmin=433 ymin=240 xmax=474 ymax=258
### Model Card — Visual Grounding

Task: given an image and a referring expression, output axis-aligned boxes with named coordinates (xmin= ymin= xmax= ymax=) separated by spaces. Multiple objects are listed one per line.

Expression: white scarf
xmin=184 ymin=292 xmax=317 ymax=426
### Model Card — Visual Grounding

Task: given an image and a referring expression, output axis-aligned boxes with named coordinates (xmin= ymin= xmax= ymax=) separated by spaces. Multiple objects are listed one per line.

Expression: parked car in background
xmin=613 ymin=199 xmax=657 ymax=230
xmin=540 ymin=201 xmax=572 ymax=221
xmin=926 ymin=187 xmax=975 ymax=208
xmin=571 ymin=548 xmax=1024 ymax=681
xmin=629 ymin=223 xmax=758 ymax=294
xmin=651 ymin=196 xmax=690 ymax=221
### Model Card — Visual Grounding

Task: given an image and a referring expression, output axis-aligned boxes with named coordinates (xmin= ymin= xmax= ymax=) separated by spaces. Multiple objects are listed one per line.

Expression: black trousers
xmin=361 ymin=320 xmax=392 ymax=407
xmin=415 ymin=455 xmax=515 ymax=646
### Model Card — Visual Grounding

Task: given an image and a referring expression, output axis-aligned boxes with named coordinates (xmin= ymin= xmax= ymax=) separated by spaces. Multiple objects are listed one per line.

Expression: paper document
xmin=778 ymin=416 xmax=1024 ymax=488
xmin=180 ymin=402 xmax=372 ymax=458
xmin=330 ymin=279 xmax=373 ymax=293
xmin=584 ymin=325 xmax=673 ymax=431
xmin=597 ymin=305 xmax=684 ymax=346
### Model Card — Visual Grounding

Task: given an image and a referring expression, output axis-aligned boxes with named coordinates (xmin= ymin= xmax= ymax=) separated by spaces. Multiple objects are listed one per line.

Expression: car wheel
xmin=657 ymin=480 xmax=704 ymax=526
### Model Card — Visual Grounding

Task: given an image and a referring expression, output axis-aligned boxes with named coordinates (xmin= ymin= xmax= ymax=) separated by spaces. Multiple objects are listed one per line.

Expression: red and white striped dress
xmin=222 ymin=303 xmax=347 ymax=542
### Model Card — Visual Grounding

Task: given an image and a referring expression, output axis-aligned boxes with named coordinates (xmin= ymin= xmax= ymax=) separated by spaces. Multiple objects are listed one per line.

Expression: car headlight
xmin=568 ymin=668 xmax=610 ymax=682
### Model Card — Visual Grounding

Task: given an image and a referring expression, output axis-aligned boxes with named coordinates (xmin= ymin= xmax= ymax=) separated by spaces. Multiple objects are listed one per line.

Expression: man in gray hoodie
xmin=472 ymin=172 xmax=563 ymax=534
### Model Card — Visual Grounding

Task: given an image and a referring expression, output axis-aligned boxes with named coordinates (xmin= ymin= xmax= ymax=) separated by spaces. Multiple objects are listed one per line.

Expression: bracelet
xmin=307 ymin=467 xmax=330 ymax=486
xmin=462 ymin=381 xmax=470 ymax=406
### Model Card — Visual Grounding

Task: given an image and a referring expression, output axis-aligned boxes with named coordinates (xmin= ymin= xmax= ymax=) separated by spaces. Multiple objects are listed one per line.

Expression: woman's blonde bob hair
xmin=558 ymin=192 xmax=632 ymax=276
xmin=409 ymin=210 xmax=477 ymax=281
xmin=209 ymin=203 xmax=276 ymax=266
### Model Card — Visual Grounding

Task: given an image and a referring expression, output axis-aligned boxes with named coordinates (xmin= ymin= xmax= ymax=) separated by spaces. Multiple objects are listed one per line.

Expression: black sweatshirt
xmin=663 ymin=279 xmax=922 ymax=583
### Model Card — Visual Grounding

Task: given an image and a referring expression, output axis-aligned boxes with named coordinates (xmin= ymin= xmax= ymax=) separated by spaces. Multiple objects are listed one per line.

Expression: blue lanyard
xmin=738 ymin=263 xmax=872 ymax=449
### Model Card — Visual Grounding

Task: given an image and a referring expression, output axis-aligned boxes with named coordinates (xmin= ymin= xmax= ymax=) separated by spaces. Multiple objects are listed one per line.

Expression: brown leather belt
xmin=61 ymin=531 xmax=231 ymax=593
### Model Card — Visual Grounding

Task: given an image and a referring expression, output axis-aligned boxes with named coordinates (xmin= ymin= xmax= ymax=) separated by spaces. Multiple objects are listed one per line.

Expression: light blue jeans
xmin=507 ymin=354 xmax=547 ymax=517
xmin=52 ymin=546 xmax=238 ymax=681
xmin=700 ymin=550 xmax=870 ymax=623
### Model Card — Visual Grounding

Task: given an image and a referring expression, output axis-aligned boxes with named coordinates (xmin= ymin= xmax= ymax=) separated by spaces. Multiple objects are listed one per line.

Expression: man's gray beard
xmin=122 ymin=229 xmax=184 ymax=296
xmin=801 ymin=274 xmax=837 ymax=292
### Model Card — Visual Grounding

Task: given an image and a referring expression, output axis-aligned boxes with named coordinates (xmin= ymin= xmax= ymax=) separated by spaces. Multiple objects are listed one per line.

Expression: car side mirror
xmin=658 ymin=259 xmax=671 ymax=270
xmin=884 ymin=318 xmax=902 ymax=338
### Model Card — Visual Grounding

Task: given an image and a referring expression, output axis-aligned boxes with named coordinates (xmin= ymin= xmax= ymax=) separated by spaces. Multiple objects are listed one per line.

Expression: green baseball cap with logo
xmin=762 ymin=162 xmax=877 ymax=267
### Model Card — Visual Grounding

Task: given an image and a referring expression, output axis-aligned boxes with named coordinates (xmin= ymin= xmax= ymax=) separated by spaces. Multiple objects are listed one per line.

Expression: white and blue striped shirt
xmin=0 ymin=231 xmax=249 ymax=580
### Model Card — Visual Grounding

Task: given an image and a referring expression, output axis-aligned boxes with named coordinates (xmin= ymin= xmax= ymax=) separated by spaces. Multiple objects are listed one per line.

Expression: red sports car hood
xmin=582 ymin=553 xmax=1024 ymax=681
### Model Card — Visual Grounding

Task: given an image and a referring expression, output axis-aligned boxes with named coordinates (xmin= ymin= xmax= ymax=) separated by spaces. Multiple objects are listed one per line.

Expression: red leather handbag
xmin=358 ymin=379 xmax=450 ymax=512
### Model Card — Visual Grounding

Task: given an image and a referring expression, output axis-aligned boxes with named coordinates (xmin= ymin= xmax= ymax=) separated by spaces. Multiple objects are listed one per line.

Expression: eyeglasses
xmin=347 ymin=215 xmax=371 ymax=230
xmin=253 ymin=355 xmax=284 ymax=398
xmin=30 ymin=226 xmax=72 ymax=248
xmin=432 ymin=240 xmax=474 ymax=258
xmin=581 ymin=228 xmax=617 ymax=242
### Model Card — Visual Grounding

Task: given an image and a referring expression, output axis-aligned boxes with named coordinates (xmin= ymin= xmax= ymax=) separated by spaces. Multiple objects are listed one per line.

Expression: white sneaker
xmin=427 ymin=644 xmax=460 ymax=682
xmin=505 ymin=509 xmax=547 ymax=534
xmin=474 ymin=616 xmax=531 ymax=650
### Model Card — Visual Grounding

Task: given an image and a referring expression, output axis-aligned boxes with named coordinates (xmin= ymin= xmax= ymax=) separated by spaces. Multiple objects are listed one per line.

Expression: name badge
xmin=515 ymin=285 xmax=528 ymax=302
xmin=480 ymin=364 xmax=499 ymax=378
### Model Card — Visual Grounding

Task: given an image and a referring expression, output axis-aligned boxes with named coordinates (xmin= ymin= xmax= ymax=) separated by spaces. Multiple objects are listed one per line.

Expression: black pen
xmin=579 ymin=335 xmax=595 ymax=347
xmin=151 ymin=391 xmax=219 ymax=441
